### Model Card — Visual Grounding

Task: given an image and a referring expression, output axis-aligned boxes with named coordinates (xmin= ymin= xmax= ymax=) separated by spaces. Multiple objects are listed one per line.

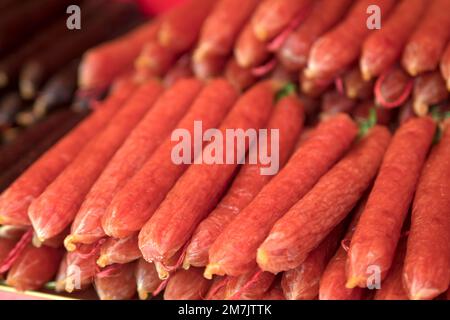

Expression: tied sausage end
xmin=204 ymin=263 xmax=224 ymax=280
xmin=345 ymin=276 xmax=366 ymax=289
xmin=63 ymin=235 xmax=78 ymax=252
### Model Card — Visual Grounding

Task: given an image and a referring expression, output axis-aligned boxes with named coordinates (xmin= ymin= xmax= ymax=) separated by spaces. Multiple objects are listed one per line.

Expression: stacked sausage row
xmin=0 ymin=0 xmax=449 ymax=300
xmin=79 ymin=0 xmax=450 ymax=118
xmin=0 ymin=81 xmax=448 ymax=300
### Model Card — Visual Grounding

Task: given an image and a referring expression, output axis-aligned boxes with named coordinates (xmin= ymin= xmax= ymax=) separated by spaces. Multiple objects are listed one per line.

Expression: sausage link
xmin=258 ymin=126 xmax=391 ymax=273
xmin=413 ymin=71 xmax=448 ymax=116
xmin=234 ymin=24 xmax=270 ymax=68
xmin=97 ymin=234 xmax=141 ymax=268
xmin=192 ymin=54 xmax=227 ymax=80
xmin=251 ymin=0 xmax=312 ymax=42
xmin=95 ymin=262 xmax=137 ymax=300
xmin=135 ymin=42 xmax=178 ymax=78
xmin=194 ymin=0 xmax=260 ymax=60
xmin=343 ymin=67 xmax=374 ymax=100
xmin=347 ymin=117 xmax=436 ymax=289
xmin=6 ymin=244 xmax=63 ymax=292
xmin=282 ymin=224 xmax=345 ymax=300
xmin=225 ymin=58 xmax=257 ymax=91
xmin=158 ymin=0 xmax=216 ymax=53
xmin=0 ymin=237 xmax=15 ymax=267
xmin=352 ymin=101 xmax=393 ymax=126
xmin=374 ymin=65 xmax=413 ymax=109
xmin=163 ymin=55 xmax=194 ymax=87
xmin=164 ymin=268 xmax=211 ymax=300
xmin=65 ymin=242 xmax=102 ymax=292
xmin=225 ymin=269 xmax=275 ymax=300
xmin=374 ymin=239 xmax=409 ymax=300
xmin=402 ymin=0 xmax=450 ymax=76
xmin=403 ymin=119 xmax=450 ymax=300
xmin=319 ymin=197 xmax=367 ymax=300
xmin=206 ymin=114 xmax=358 ymax=278
xmin=136 ymin=258 xmax=162 ymax=300
xmin=320 ymin=90 xmax=357 ymax=119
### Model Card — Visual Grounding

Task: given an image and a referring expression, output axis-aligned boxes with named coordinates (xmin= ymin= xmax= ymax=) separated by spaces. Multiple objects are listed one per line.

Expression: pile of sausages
xmin=0 ymin=0 xmax=140 ymax=145
xmin=0 ymin=0 xmax=450 ymax=300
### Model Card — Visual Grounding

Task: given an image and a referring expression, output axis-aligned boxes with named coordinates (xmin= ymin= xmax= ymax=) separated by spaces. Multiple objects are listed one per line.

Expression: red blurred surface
xmin=136 ymin=0 xmax=185 ymax=15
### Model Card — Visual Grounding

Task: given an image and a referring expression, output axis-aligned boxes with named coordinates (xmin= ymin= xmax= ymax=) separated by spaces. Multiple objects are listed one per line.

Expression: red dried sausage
xmin=258 ymin=126 xmax=391 ymax=274
xmin=0 ymin=237 xmax=15 ymax=269
xmin=138 ymin=81 xmax=277 ymax=264
xmin=183 ymin=94 xmax=304 ymax=268
xmin=263 ymin=287 xmax=285 ymax=300
xmin=251 ymin=0 xmax=312 ymax=42
xmin=102 ymin=79 xmax=238 ymax=239
xmin=66 ymin=79 xmax=202 ymax=249
xmin=278 ymin=0 xmax=352 ymax=71
xmin=164 ymin=268 xmax=211 ymax=300
xmin=347 ymin=117 xmax=436 ymax=289
xmin=319 ymin=197 xmax=367 ymax=300
xmin=158 ymin=0 xmax=216 ymax=54
xmin=360 ymin=0 xmax=427 ymax=80
xmin=305 ymin=0 xmax=396 ymax=80
xmin=234 ymin=24 xmax=270 ymax=69
xmin=65 ymin=242 xmax=102 ymax=292
xmin=343 ymin=67 xmax=374 ymax=100
xmin=28 ymin=80 xmax=163 ymax=242
xmin=374 ymin=65 xmax=413 ymax=109
xmin=135 ymin=42 xmax=178 ymax=78
xmin=413 ymin=71 xmax=448 ymax=116
xmin=282 ymin=224 xmax=344 ymax=300
xmin=97 ymin=234 xmax=141 ymax=268
xmin=0 ymin=80 xmax=136 ymax=227
xmin=206 ymin=114 xmax=358 ymax=278
xmin=95 ymin=262 xmax=137 ymax=300
xmin=194 ymin=0 xmax=260 ymax=60
xmin=403 ymin=119 xmax=450 ymax=300
xmin=136 ymin=258 xmax=162 ymax=300
xmin=374 ymin=240 xmax=409 ymax=300
xmin=6 ymin=244 xmax=63 ymax=291
xmin=320 ymin=90 xmax=357 ymax=119
xmin=224 ymin=269 xmax=275 ymax=300
xmin=225 ymin=58 xmax=257 ymax=91
xmin=300 ymin=73 xmax=334 ymax=98
xmin=402 ymin=0 xmax=450 ymax=76
xmin=79 ymin=20 xmax=161 ymax=91
xmin=192 ymin=54 xmax=227 ymax=80
xmin=163 ymin=55 xmax=194 ymax=87
xmin=352 ymin=101 xmax=393 ymax=126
